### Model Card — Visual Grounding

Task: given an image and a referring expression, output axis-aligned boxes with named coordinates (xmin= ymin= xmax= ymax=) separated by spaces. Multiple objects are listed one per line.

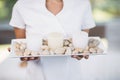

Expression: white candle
xmin=48 ymin=32 xmax=64 ymax=51
xmin=72 ymin=31 xmax=88 ymax=49
xmin=26 ymin=33 xmax=42 ymax=51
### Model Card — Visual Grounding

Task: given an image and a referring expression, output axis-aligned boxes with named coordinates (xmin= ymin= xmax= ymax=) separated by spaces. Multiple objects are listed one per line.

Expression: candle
xmin=72 ymin=31 xmax=88 ymax=49
xmin=48 ymin=32 xmax=64 ymax=51
xmin=26 ymin=33 xmax=42 ymax=51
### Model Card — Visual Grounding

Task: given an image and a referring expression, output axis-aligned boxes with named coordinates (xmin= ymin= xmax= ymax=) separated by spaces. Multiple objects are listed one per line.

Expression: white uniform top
xmin=10 ymin=0 xmax=96 ymax=80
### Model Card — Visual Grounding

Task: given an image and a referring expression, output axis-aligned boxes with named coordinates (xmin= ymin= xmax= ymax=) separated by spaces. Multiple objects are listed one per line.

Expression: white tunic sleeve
xmin=9 ymin=1 xmax=26 ymax=29
xmin=81 ymin=1 xmax=96 ymax=30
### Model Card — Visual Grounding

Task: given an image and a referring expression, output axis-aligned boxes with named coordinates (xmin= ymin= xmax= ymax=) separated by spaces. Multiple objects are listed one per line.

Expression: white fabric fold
xmin=26 ymin=59 xmax=45 ymax=80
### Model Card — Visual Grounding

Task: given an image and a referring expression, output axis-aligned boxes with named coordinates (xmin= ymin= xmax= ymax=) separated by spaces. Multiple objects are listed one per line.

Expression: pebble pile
xmin=13 ymin=38 xmax=104 ymax=56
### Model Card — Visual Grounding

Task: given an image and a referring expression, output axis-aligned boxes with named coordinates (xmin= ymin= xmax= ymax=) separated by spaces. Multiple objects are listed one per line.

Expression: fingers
xmin=71 ymin=55 xmax=89 ymax=60
xmin=20 ymin=57 xmax=29 ymax=61
xmin=20 ymin=57 xmax=39 ymax=61
xmin=71 ymin=55 xmax=84 ymax=60
xmin=29 ymin=57 xmax=40 ymax=60
xmin=29 ymin=57 xmax=36 ymax=60
xmin=84 ymin=55 xmax=89 ymax=59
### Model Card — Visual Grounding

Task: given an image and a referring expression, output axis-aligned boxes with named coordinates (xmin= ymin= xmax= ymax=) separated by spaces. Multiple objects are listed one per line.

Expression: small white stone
xmin=89 ymin=48 xmax=96 ymax=53
xmin=20 ymin=46 xmax=26 ymax=50
xmin=42 ymin=50 xmax=50 ymax=55
xmin=69 ymin=43 xmax=73 ymax=47
xmin=24 ymin=53 xmax=29 ymax=56
xmin=70 ymin=46 xmax=75 ymax=51
xmin=16 ymin=51 xmax=24 ymax=56
xmin=63 ymin=47 xmax=68 ymax=50
xmin=83 ymin=50 xmax=90 ymax=54
xmin=72 ymin=50 xmax=78 ymax=55
xmin=75 ymin=48 xmax=83 ymax=53
xmin=20 ymin=43 xmax=26 ymax=50
xmin=64 ymin=40 xmax=70 ymax=46
xmin=42 ymin=39 xmax=48 ymax=45
xmin=55 ymin=48 xmax=65 ymax=55
xmin=97 ymin=48 xmax=104 ymax=53
xmin=14 ymin=42 xmax=20 ymax=49
xmin=49 ymin=50 xmax=54 ymax=55
xmin=88 ymin=38 xmax=100 ymax=48
xmin=31 ymin=51 xmax=38 ymax=56
xmin=15 ymin=48 xmax=20 ymax=52
xmin=84 ymin=46 xmax=89 ymax=51
xmin=38 ymin=49 xmax=42 ymax=55
xmin=24 ymin=49 xmax=31 ymax=56
xmin=41 ymin=45 xmax=49 ymax=50
xmin=68 ymin=38 xmax=72 ymax=43
xmin=65 ymin=47 xmax=72 ymax=55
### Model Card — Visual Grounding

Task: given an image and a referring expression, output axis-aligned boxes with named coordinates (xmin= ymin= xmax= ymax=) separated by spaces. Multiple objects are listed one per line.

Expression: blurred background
xmin=0 ymin=0 xmax=120 ymax=80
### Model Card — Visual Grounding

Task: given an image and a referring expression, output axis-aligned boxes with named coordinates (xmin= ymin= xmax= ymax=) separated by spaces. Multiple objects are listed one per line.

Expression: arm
xmin=14 ymin=27 xmax=26 ymax=39
xmin=82 ymin=29 xmax=89 ymax=34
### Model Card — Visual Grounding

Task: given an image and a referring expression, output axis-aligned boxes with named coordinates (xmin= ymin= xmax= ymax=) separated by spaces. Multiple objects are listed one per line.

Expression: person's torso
xmin=16 ymin=0 xmax=89 ymax=35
